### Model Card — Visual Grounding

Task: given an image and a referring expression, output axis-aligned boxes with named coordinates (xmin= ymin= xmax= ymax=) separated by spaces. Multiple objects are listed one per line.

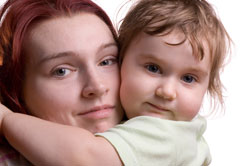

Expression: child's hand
xmin=0 ymin=103 xmax=12 ymax=141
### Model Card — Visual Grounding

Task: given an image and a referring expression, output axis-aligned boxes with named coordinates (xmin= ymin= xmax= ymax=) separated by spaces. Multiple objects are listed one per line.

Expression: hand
xmin=0 ymin=102 xmax=12 ymax=121
xmin=0 ymin=103 xmax=12 ymax=141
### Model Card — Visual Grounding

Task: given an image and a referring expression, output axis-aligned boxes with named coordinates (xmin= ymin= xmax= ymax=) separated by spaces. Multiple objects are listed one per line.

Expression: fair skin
xmin=120 ymin=31 xmax=211 ymax=121
xmin=0 ymin=105 xmax=10 ymax=139
xmin=1 ymin=30 xmax=211 ymax=166
xmin=22 ymin=13 xmax=123 ymax=133
xmin=1 ymin=12 xmax=123 ymax=166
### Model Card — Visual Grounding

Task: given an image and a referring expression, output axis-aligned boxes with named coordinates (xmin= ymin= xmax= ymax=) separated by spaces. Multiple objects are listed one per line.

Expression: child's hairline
xmin=117 ymin=0 xmax=232 ymax=115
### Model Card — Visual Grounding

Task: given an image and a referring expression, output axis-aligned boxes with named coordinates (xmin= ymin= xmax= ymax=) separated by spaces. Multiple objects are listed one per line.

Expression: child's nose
xmin=155 ymin=79 xmax=176 ymax=100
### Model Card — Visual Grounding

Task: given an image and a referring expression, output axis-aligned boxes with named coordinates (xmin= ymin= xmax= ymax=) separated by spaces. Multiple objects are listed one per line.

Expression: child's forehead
xmin=142 ymin=22 xmax=212 ymax=60
xmin=128 ymin=31 xmax=212 ymax=75
xmin=160 ymin=29 xmax=186 ymax=46
xmin=132 ymin=30 xmax=211 ymax=64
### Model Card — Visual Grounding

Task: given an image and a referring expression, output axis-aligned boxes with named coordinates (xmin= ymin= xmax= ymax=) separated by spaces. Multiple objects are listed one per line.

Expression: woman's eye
xmin=52 ymin=68 xmax=71 ymax=77
xmin=182 ymin=75 xmax=196 ymax=83
xmin=145 ymin=64 xmax=161 ymax=74
xmin=99 ymin=58 xmax=117 ymax=66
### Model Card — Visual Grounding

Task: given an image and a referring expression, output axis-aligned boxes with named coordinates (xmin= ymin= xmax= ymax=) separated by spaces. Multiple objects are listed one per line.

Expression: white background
xmin=1 ymin=0 xmax=250 ymax=165
xmin=94 ymin=0 xmax=250 ymax=165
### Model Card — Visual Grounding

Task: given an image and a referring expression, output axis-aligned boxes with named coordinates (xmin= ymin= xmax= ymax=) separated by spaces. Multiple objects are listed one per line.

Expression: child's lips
xmin=147 ymin=102 xmax=170 ymax=112
xmin=146 ymin=102 xmax=175 ymax=120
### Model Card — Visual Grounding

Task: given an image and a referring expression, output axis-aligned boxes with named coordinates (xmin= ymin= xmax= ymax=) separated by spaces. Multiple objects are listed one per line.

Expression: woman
xmin=0 ymin=0 xmax=124 ymax=165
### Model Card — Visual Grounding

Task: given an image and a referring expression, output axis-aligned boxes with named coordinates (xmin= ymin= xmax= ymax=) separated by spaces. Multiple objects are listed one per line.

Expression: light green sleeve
xmin=96 ymin=116 xmax=211 ymax=166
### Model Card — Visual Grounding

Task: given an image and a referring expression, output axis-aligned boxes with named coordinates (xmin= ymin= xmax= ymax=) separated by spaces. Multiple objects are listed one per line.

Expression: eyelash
xmin=99 ymin=57 xmax=118 ymax=66
xmin=144 ymin=63 xmax=198 ymax=83
xmin=181 ymin=74 xmax=197 ymax=83
xmin=144 ymin=63 xmax=162 ymax=74
xmin=51 ymin=67 xmax=75 ymax=78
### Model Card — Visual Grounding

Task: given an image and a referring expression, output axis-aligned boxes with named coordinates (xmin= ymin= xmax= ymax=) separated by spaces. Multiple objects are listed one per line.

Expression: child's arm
xmin=1 ymin=108 xmax=122 ymax=166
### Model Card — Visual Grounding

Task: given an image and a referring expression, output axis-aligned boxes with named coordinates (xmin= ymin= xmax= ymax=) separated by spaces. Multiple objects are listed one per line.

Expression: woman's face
xmin=22 ymin=13 xmax=124 ymax=133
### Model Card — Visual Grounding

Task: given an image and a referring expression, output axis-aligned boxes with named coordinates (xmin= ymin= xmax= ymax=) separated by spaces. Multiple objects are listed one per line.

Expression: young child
xmin=1 ymin=0 xmax=231 ymax=165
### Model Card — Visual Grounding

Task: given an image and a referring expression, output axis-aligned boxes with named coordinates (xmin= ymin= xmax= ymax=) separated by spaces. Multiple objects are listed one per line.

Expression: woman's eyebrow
xmin=38 ymin=42 xmax=117 ymax=65
xmin=38 ymin=51 xmax=78 ymax=65
xmin=97 ymin=42 xmax=117 ymax=52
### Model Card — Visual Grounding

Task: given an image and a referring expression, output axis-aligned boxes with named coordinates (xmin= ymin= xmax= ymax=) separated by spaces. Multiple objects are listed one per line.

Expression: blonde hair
xmin=119 ymin=0 xmax=232 ymax=112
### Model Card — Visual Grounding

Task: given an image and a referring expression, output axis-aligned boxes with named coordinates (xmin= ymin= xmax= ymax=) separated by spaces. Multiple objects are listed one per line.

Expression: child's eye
xmin=99 ymin=58 xmax=117 ymax=66
xmin=181 ymin=75 xmax=196 ymax=83
xmin=52 ymin=68 xmax=71 ymax=77
xmin=145 ymin=64 xmax=161 ymax=74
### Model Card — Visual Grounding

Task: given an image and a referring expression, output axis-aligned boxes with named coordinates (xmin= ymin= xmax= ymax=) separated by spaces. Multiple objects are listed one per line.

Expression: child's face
xmin=120 ymin=31 xmax=211 ymax=121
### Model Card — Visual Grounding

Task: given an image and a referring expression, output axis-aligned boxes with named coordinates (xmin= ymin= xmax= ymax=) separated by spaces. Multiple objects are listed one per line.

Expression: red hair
xmin=0 ymin=0 xmax=117 ymax=113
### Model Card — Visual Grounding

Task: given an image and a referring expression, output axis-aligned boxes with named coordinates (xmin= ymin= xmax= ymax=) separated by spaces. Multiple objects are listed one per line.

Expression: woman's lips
xmin=77 ymin=105 xmax=115 ymax=119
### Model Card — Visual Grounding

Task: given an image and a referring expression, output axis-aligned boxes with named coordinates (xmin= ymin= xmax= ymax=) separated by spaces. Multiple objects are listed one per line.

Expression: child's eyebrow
xmin=137 ymin=53 xmax=162 ymax=60
xmin=187 ymin=67 xmax=209 ymax=77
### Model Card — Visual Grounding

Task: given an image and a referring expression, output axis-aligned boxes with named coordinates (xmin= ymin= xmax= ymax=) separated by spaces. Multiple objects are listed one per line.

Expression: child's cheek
xmin=178 ymin=93 xmax=204 ymax=121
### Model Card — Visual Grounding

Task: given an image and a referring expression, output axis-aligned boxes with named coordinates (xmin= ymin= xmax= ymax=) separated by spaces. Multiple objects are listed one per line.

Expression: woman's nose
xmin=81 ymin=73 xmax=108 ymax=99
xmin=155 ymin=80 xmax=176 ymax=100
